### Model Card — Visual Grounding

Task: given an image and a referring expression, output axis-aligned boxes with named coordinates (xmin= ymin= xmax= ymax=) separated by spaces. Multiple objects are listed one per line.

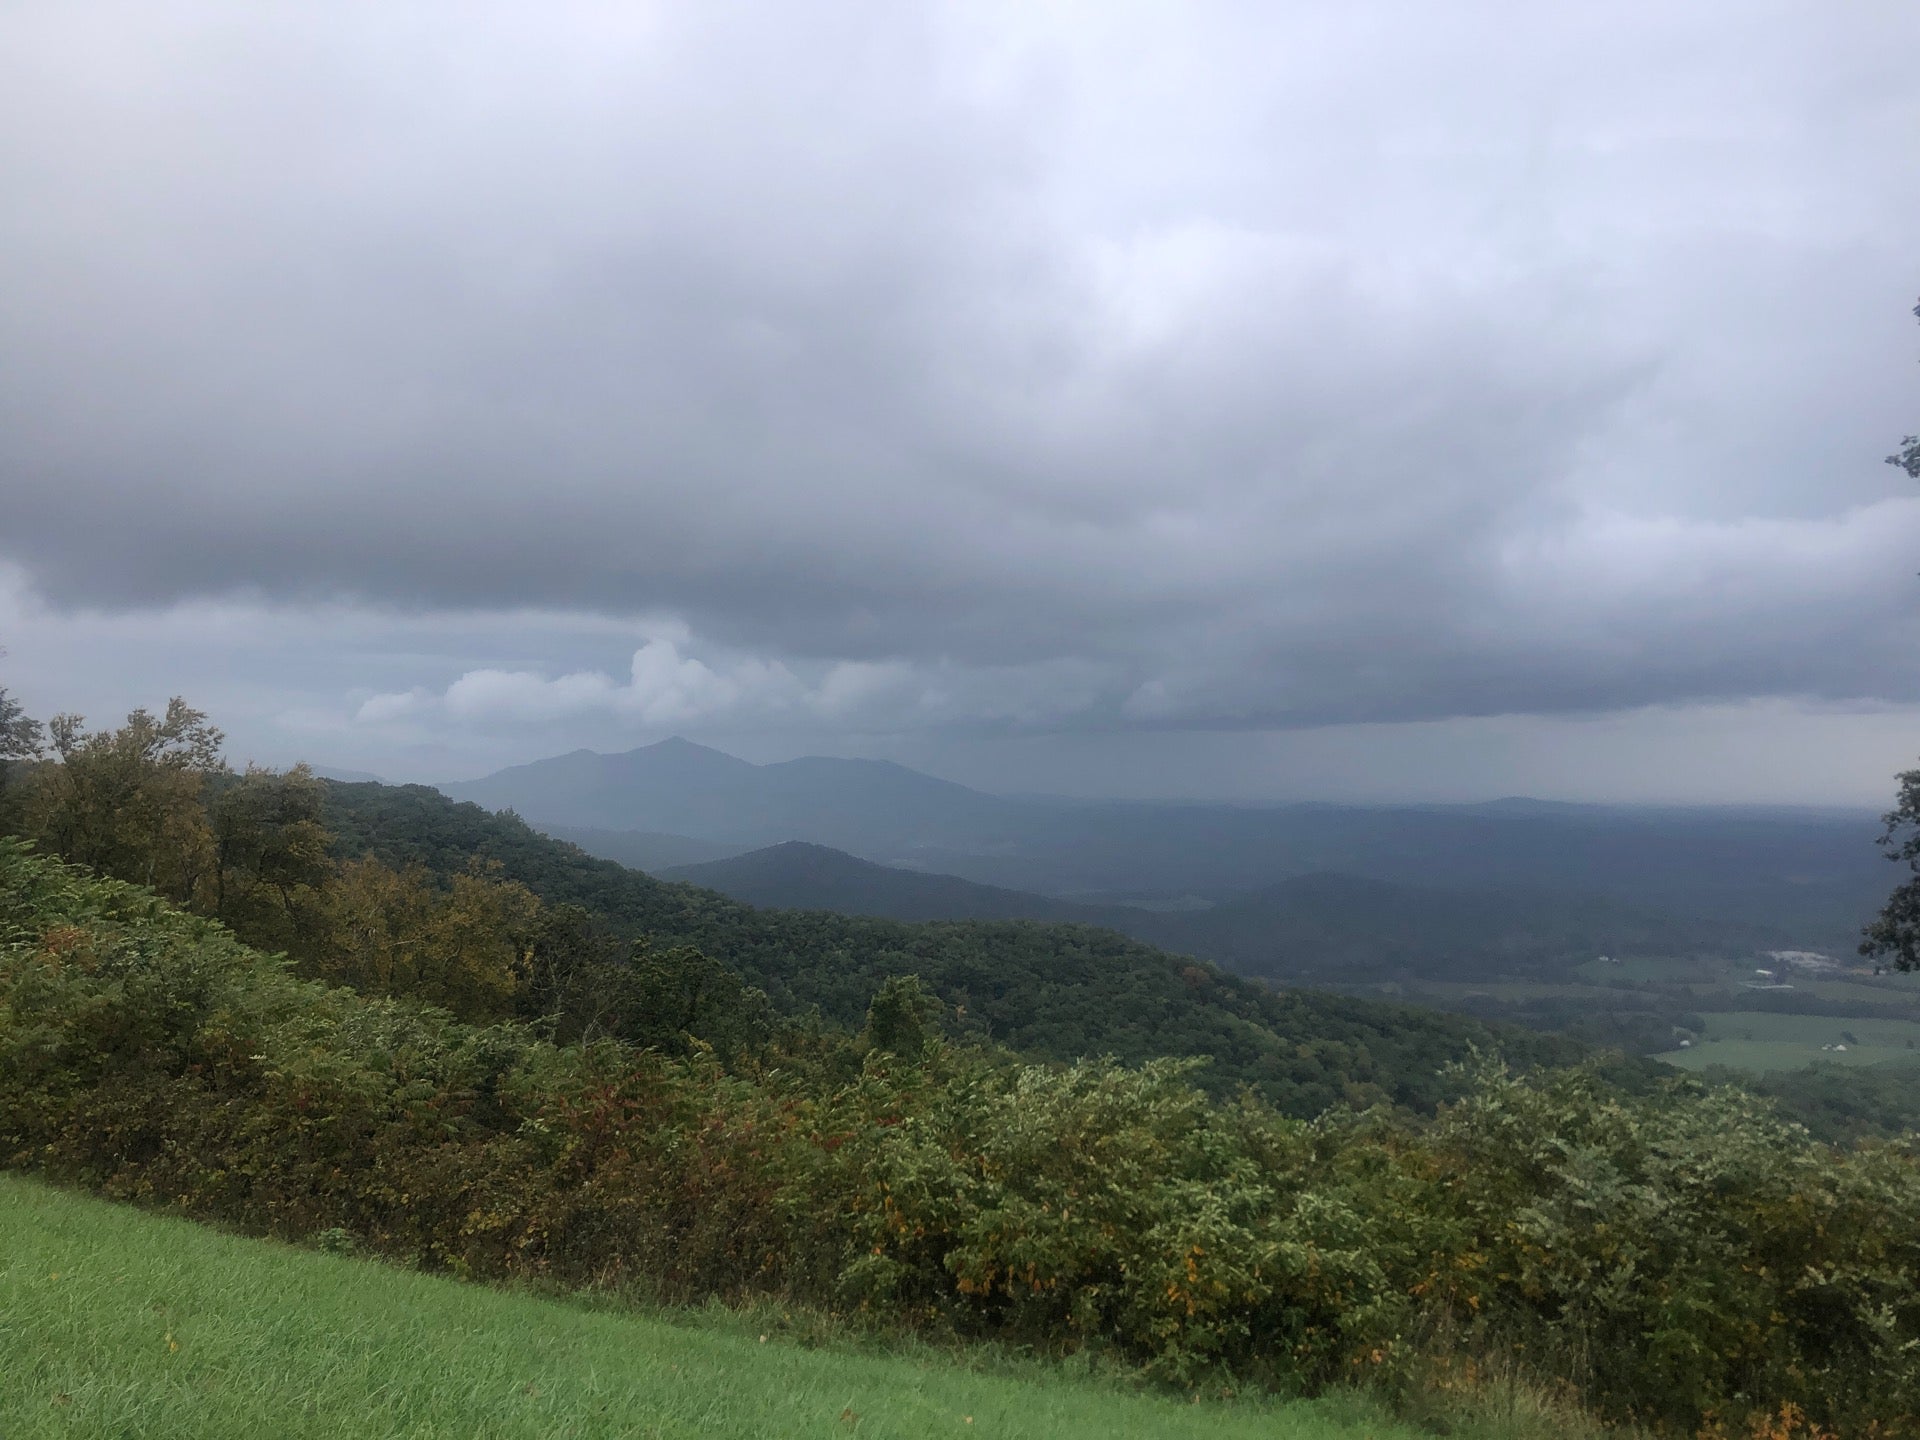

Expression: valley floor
xmin=2 ymin=1176 xmax=1436 ymax=1440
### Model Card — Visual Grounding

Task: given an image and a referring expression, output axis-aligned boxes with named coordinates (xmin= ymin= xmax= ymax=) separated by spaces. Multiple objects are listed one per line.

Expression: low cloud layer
xmin=2 ymin=1 xmax=1918 ymax=785
xmin=354 ymin=626 xmax=1120 ymax=738
xmin=347 ymin=491 xmax=1920 ymax=740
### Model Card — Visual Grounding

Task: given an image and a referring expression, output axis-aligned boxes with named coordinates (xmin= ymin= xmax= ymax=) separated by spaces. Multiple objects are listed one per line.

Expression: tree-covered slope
xmin=661 ymin=842 xmax=1790 ymax=983
xmin=543 ymin=823 xmax=752 ymax=873
xmin=442 ymin=736 xmax=1010 ymax=848
xmin=1124 ymin=872 xmax=1790 ymax=981
xmin=322 ymin=781 xmax=1616 ymax=1116
xmin=446 ymin=740 xmax=1884 ymax=948
xmin=5 ymin=838 xmax=1916 ymax=1436
xmin=662 ymin=840 xmax=1121 ymax=924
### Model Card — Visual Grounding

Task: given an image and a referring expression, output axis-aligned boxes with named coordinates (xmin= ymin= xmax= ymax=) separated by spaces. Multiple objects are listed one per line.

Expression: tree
xmin=313 ymin=858 xmax=541 ymax=1022
xmin=1865 ymin=298 xmax=1920 ymax=969
xmin=207 ymin=763 xmax=333 ymax=951
xmin=521 ymin=903 xmax=633 ymax=1042
xmin=0 ymin=684 xmax=43 ymax=800
xmin=0 ymin=643 xmax=45 ymax=810
xmin=623 ymin=938 xmax=773 ymax=1055
xmin=28 ymin=698 xmax=225 ymax=902
xmin=1862 ymin=769 xmax=1920 ymax=970
xmin=863 ymin=973 xmax=941 ymax=1058
xmin=1889 ymin=298 xmax=1920 ymax=480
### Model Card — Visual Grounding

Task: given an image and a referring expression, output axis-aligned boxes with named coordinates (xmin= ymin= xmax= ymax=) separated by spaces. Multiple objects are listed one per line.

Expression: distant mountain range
xmin=662 ymin=841 xmax=1795 ymax=982
xmin=442 ymin=737 xmax=1007 ymax=853
xmin=444 ymin=737 xmax=1889 ymax=948
xmin=319 ymin=778 xmax=1618 ymax=1116
xmin=540 ymin=825 xmax=751 ymax=874
xmin=663 ymin=841 xmax=1118 ymax=925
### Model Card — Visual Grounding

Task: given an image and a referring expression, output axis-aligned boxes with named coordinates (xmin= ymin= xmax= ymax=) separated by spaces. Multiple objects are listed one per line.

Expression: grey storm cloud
xmin=2 ymin=0 xmax=1918 ymax=736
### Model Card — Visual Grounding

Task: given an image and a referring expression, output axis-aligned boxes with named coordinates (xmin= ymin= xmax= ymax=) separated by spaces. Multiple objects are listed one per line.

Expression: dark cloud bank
xmin=1 ymin=1 xmax=1918 ymax=795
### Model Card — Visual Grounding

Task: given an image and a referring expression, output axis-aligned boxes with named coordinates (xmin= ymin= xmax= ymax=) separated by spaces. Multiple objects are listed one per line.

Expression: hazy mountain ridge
xmin=663 ymin=840 xmax=1799 ymax=982
xmin=321 ymin=778 xmax=1611 ymax=1118
xmin=1131 ymin=871 xmax=1792 ymax=981
xmin=540 ymin=824 xmax=752 ymax=873
xmin=662 ymin=841 xmax=1121 ymax=924
xmin=457 ymin=738 xmax=1886 ymax=948
xmin=444 ymin=737 xmax=1011 ymax=851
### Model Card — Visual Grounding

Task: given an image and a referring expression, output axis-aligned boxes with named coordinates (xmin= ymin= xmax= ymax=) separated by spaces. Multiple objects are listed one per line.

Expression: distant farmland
xmin=1659 ymin=1010 xmax=1920 ymax=1073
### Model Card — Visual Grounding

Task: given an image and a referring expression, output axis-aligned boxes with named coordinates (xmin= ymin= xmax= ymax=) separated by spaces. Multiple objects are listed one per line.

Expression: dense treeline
xmin=0 ymin=697 xmax=1621 ymax=1117
xmin=9 ymin=694 xmax=1920 ymax=1432
xmin=1730 ymin=1058 xmax=1920 ymax=1144
xmin=319 ymin=777 xmax=1629 ymax=1116
xmin=655 ymin=841 xmax=1793 ymax=983
xmin=1120 ymin=872 xmax=1791 ymax=984
xmin=0 ymin=700 xmax=777 ymax=1048
xmin=3 ymin=839 xmax=1917 ymax=1435
xmin=1401 ymin=986 xmax=1708 ymax=1058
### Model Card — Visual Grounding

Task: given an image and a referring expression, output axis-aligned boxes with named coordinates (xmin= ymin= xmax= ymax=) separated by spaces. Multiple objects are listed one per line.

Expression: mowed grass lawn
xmin=0 ymin=1176 xmax=1427 ymax=1440
xmin=1658 ymin=1010 xmax=1920 ymax=1073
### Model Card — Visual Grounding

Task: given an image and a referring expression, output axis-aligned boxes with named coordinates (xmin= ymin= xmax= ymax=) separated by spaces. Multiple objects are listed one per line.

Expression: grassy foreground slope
xmin=6 ymin=839 xmax=1920 ymax=1433
xmin=0 ymin=1177 xmax=1421 ymax=1440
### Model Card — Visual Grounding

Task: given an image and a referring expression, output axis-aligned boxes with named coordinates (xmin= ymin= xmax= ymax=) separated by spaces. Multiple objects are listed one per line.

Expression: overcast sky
xmin=2 ymin=1 xmax=1918 ymax=804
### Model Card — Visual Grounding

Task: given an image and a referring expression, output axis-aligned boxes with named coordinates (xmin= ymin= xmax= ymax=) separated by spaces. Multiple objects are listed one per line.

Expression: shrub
xmin=2 ymin=837 xmax=1916 ymax=1436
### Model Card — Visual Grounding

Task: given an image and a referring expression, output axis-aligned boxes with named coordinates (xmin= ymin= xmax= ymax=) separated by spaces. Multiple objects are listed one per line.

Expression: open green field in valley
xmin=1658 ymin=1009 xmax=1920 ymax=1072
xmin=0 ymin=1176 xmax=1451 ymax=1440
xmin=1570 ymin=956 xmax=1920 ymax=1004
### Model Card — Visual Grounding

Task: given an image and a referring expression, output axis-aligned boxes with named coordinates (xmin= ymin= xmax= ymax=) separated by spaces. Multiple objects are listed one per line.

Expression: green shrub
xmin=3 ymin=837 xmax=1917 ymax=1436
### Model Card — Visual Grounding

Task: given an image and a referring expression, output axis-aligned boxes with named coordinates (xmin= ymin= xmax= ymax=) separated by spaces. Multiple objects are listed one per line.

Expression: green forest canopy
xmin=319 ymin=777 xmax=1616 ymax=1117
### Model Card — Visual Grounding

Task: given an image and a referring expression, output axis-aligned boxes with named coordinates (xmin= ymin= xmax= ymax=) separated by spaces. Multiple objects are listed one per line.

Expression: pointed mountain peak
xmin=647 ymin=735 xmax=713 ymax=752
xmin=615 ymin=735 xmax=756 ymax=770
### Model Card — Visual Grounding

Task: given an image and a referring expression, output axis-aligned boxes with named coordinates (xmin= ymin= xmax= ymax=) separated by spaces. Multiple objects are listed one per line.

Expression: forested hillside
xmin=662 ymin=841 xmax=1791 ymax=980
xmin=323 ymin=780 xmax=1608 ymax=1117
xmin=653 ymin=841 xmax=1813 ymax=1057
xmin=442 ymin=737 xmax=1008 ymax=849
xmin=545 ymin=823 xmax=750 ymax=873
xmin=4 ymin=836 xmax=1917 ymax=1436
xmin=450 ymin=739 xmax=1885 ymax=948
xmin=0 ymin=699 xmax=1606 ymax=1119
xmin=662 ymin=839 xmax=1117 ymax=924
xmin=5 ymin=699 xmax=1920 ymax=1434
